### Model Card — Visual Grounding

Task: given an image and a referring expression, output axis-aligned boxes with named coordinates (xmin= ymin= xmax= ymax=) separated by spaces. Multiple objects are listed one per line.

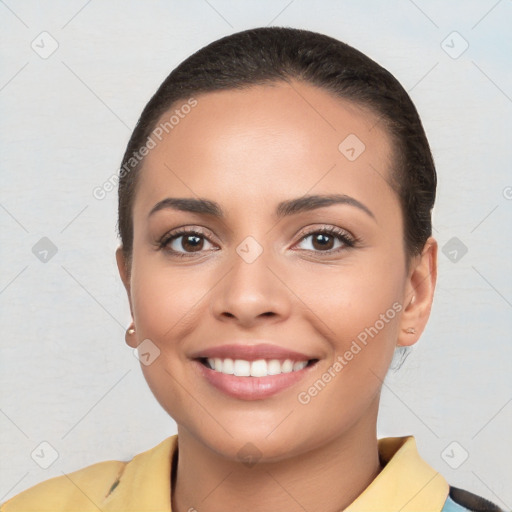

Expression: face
xmin=117 ymin=81 xmax=436 ymax=462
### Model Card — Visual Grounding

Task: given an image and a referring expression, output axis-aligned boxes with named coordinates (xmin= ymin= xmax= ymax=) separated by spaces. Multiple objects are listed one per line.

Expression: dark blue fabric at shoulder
xmin=447 ymin=486 xmax=506 ymax=512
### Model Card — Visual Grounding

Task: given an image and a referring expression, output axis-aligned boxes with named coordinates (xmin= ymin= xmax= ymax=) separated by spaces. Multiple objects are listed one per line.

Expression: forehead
xmin=133 ymin=81 xmax=397 ymax=219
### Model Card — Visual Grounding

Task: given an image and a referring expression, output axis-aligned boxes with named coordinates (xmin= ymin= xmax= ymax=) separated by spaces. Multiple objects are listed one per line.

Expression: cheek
xmin=290 ymin=269 xmax=403 ymax=440
xmin=128 ymin=254 xmax=211 ymax=424
xmin=299 ymin=251 xmax=404 ymax=343
xmin=290 ymin=252 xmax=405 ymax=401
xmin=130 ymin=253 xmax=212 ymax=342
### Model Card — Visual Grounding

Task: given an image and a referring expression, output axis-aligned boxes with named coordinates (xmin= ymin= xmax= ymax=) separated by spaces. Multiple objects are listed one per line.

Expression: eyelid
xmin=159 ymin=225 xmax=215 ymax=244
xmin=296 ymin=224 xmax=354 ymax=241
xmin=158 ymin=224 xmax=357 ymax=257
xmin=292 ymin=225 xmax=356 ymax=252
xmin=157 ymin=226 xmax=219 ymax=256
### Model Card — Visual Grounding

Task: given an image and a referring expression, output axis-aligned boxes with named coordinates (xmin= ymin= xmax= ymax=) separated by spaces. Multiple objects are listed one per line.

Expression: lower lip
xmin=193 ymin=360 xmax=315 ymax=400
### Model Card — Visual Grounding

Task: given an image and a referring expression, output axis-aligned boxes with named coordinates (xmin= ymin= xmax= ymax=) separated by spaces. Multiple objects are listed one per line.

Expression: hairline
xmin=121 ymin=77 xmax=415 ymax=273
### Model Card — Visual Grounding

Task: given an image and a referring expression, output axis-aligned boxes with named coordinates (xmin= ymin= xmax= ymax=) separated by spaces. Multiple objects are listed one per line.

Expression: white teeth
xmin=250 ymin=359 xmax=267 ymax=377
xmin=205 ymin=357 xmax=310 ymax=376
xmin=222 ymin=358 xmax=234 ymax=374
xmin=267 ymin=359 xmax=282 ymax=375
xmin=233 ymin=359 xmax=251 ymax=377
xmin=281 ymin=359 xmax=293 ymax=373
xmin=293 ymin=361 xmax=308 ymax=371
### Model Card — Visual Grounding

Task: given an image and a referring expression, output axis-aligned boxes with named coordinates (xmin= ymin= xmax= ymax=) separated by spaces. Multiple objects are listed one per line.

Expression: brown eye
xmin=310 ymin=232 xmax=335 ymax=251
xmin=295 ymin=227 xmax=355 ymax=254
xmin=159 ymin=229 xmax=216 ymax=257
xmin=178 ymin=234 xmax=204 ymax=252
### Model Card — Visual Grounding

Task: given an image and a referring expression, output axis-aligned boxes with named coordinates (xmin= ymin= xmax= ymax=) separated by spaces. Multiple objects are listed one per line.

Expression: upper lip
xmin=190 ymin=343 xmax=316 ymax=362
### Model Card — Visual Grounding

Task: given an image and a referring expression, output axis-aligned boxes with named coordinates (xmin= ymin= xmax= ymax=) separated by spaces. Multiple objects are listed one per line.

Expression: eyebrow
xmin=148 ymin=194 xmax=375 ymax=220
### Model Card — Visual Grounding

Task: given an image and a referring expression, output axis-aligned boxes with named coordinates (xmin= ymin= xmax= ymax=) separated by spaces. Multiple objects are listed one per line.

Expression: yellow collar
xmin=103 ymin=435 xmax=176 ymax=511
xmin=103 ymin=435 xmax=448 ymax=511
xmin=345 ymin=436 xmax=449 ymax=511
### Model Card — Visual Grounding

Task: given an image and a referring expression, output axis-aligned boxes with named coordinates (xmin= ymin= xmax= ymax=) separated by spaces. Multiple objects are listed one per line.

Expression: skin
xmin=116 ymin=80 xmax=437 ymax=512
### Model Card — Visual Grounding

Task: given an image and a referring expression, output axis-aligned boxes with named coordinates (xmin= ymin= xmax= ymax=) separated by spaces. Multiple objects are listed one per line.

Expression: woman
xmin=2 ymin=27 xmax=504 ymax=512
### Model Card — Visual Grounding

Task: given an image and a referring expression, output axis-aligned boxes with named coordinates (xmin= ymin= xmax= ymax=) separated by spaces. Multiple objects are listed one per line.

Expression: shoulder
xmin=442 ymin=485 xmax=506 ymax=512
xmin=0 ymin=459 xmax=126 ymax=512
xmin=1 ymin=436 xmax=178 ymax=512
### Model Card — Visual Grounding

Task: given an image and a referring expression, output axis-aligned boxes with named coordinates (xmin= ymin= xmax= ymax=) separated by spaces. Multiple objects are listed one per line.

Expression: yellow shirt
xmin=1 ymin=435 xmax=449 ymax=511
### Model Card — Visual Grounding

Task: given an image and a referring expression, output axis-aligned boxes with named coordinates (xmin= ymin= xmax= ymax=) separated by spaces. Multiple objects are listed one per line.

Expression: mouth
xmin=190 ymin=343 xmax=320 ymax=400
xmin=197 ymin=357 xmax=318 ymax=377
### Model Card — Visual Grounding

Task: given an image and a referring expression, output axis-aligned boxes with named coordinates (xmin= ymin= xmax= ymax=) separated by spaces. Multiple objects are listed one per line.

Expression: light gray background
xmin=1 ymin=0 xmax=511 ymax=506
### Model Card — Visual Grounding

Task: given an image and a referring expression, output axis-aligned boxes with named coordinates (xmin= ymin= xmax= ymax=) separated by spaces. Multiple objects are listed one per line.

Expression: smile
xmin=202 ymin=357 xmax=313 ymax=377
xmin=191 ymin=343 xmax=320 ymax=400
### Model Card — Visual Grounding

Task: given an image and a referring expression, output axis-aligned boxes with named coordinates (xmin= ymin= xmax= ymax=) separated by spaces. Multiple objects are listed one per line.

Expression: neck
xmin=171 ymin=406 xmax=382 ymax=512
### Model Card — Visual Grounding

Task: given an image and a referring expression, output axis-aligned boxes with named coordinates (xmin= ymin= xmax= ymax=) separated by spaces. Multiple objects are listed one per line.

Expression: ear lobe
xmin=116 ymin=246 xmax=138 ymax=348
xmin=397 ymin=237 xmax=438 ymax=347
xmin=124 ymin=323 xmax=138 ymax=348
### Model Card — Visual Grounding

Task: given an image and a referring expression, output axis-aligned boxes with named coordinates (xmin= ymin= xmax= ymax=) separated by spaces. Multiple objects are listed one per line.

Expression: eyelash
xmin=158 ymin=226 xmax=357 ymax=259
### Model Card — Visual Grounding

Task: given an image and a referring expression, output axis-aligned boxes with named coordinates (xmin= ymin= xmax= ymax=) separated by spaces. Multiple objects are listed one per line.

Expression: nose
xmin=210 ymin=242 xmax=292 ymax=328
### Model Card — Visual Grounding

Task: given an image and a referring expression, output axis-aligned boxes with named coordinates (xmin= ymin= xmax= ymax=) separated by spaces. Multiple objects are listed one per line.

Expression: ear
xmin=116 ymin=245 xmax=131 ymax=298
xmin=397 ymin=237 xmax=438 ymax=347
xmin=116 ymin=246 xmax=137 ymax=348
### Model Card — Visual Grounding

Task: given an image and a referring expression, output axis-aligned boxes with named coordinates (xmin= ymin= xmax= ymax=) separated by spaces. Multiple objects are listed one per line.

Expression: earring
xmin=126 ymin=323 xmax=136 ymax=337
xmin=405 ymin=327 xmax=416 ymax=334
xmin=125 ymin=323 xmax=136 ymax=345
